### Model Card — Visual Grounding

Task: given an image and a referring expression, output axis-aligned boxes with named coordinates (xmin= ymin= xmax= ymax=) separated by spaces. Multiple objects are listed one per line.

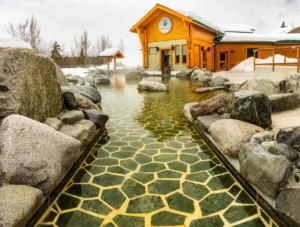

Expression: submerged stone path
xmin=36 ymin=76 xmax=278 ymax=227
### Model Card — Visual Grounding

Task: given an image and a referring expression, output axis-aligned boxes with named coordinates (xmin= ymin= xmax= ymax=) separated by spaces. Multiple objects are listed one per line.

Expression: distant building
xmin=130 ymin=4 xmax=300 ymax=72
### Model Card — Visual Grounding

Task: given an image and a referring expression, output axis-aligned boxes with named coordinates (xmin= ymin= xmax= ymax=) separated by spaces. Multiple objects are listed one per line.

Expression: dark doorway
xmin=161 ymin=49 xmax=171 ymax=74
xmin=247 ymin=48 xmax=258 ymax=58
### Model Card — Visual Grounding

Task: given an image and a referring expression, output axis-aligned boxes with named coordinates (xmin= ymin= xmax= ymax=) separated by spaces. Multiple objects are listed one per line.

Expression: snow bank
xmin=221 ymin=32 xmax=300 ymax=42
xmin=0 ymin=31 xmax=32 ymax=49
xmin=230 ymin=54 xmax=298 ymax=73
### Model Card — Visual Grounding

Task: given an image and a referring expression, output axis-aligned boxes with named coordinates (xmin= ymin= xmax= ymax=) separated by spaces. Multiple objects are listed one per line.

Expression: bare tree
xmin=6 ymin=15 xmax=42 ymax=51
xmin=39 ymin=40 xmax=53 ymax=56
xmin=81 ymin=30 xmax=91 ymax=56
xmin=118 ymin=38 xmax=125 ymax=53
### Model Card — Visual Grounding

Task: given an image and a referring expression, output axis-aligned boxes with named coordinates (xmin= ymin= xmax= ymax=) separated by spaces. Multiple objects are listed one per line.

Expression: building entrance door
xmin=161 ymin=49 xmax=171 ymax=73
xmin=219 ymin=51 xmax=228 ymax=71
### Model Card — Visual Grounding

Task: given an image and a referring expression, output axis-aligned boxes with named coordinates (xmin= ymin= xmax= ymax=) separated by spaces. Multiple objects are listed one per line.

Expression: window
xmin=202 ymin=51 xmax=207 ymax=69
xmin=149 ymin=47 xmax=157 ymax=55
xmin=220 ymin=53 xmax=226 ymax=61
xmin=247 ymin=48 xmax=258 ymax=58
xmin=182 ymin=45 xmax=187 ymax=63
xmin=175 ymin=45 xmax=180 ymax=64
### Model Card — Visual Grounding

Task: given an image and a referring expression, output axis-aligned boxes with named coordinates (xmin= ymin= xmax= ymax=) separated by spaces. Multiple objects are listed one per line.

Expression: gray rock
xmin=54 ymin=63 xmax=69 ymax=86
xmin=175 ymin=71 xmax=188 ymax=77
xmin=195 ymin=86 xmax=224 ymax=93
xmin=261 ymin=141 xmax=276 ymax=150
xmin=183 ymin=102 xmax=198 ymax=122
xmin=253 ymin=79 xmax=275 ymax=95
xmin=58 ymin=110 xmax=84 ymax=125
xmin=94 ymin=75 xmax=110 ymax=84
xmin=83 ymin=109 xmax=109 ymax=128
xmin=74 ymin=93 xmax=102 ymax=111
xmin=195 ymin=114 xmax=230 ymax=132
xmin=204 ymin=71 xmax=213 ymax=77
xmin=0 ymin=48 xmax=63 ymax=122
xmin=44 ymin=117 xmax=63 ymax=130
xmin=285 ymin=73 xmax=300 ymax=93
xmin=239 ymin=143 xmax=293 ymax=199
xmin=125 ymin=70 xmax=149 ymax=79
xmin=137 ymin=80 xmax=167 ymax=91
xmin=62 ymin=91 xmax=78 ymax=110
xmin=269 ymin=93 xmax=300 ymax=112
xmin=0 ymin=185 xmax=43 ymax=227
xmin=230 ymin=90 xmax=272 ymax=128
xmin=191 ymin=69 xmax=206 ymax=81
xmin=209 ymin=119 xmax=264 ymax=157
xmin=276 ymin=189 xmax=300 ymax=227
xmin=250 ymin=131 xmax=274 ymax=144
xmin=190 ymin=94 xmax=229 ymax=119
xmin=186 ymin=67 xmax=199 ymax=78
xmin=59 ymin=119 xmax=97 ymax=146
xmin=229 ymin=84 xmax=240 ymax=92
xmin=210 ymin=76 xmax=227 ymax=87
xmin=0 ymin=115 xmax=81 ymax=194
xmin=61 ymin=85 xmax=102 ymax=103
xmin=268 ymin=143 xmax=299 ymax=162
xmin=277 ymin=126 xmax=300 ymax=152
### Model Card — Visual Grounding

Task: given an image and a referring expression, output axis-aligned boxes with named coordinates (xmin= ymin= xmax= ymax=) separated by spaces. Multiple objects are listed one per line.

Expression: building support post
xmin=107 ymin=57 xmax=110 ymax=70
xmin=297 ymin=46 xmax=300 ymax=73
xmin=272 ymin=48 xmax=275 ymax=72
xmin=114 ymin=56 xmax=116 ymax=70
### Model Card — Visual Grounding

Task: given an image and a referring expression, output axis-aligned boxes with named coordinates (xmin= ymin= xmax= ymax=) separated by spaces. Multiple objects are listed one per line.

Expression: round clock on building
xmin=159 ymin=17 xmax=172 ymax=33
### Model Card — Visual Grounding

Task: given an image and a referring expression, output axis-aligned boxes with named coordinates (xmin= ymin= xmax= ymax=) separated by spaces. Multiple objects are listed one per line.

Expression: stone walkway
xmin=36 ymin=76 xmax=278 ymax=227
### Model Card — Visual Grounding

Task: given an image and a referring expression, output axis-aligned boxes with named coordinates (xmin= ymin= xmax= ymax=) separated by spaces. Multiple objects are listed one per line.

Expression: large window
xmin=182 ymin=45 xmax=187 ymax=63
xmin=149 ymin=47 xmax=157 ymax=55
xmin=175 ymin=45 xmax=180 ymax=64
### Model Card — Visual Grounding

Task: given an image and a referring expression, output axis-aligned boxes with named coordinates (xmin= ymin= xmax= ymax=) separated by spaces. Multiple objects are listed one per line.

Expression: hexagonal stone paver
xmin=236 ymin=191 xmax=254 ymax=204
xmin=126 ymin=196 xmax=165 ymax=213
xmin=166 ymin=141 xmax=183 ymax=149
xmin=81 ymin=200 xmax=112 ymax=215
xmin=190 ymin=161 xmax=216 ymax=173
xmin=180 ymin=154 xmax=200 ymax=164
xmin=131 ymin=173 xmax=154 ymax=184
xmin=199 ymin=192 xmax=234 ymax=216
xmin=130 ymin=141 xmax=144 ymax=149
xmin=181 ymin=147 xmax=199 ymax=154
xmin=207 ymin=174 xmax=235 ymax=190
xmin=134 ymin=153 xmax=152 ymax=164
xmin=43 ymin=211 xmax=57 ymax=222
xmin=85 ymin=154 xmax=95 ymax=164
xmin=224 ymin=206 xmax=257 ymax=224
xmin=151 ymin=211 xmax=186 ymax=226
xmin=184 ymin=141 xmax=200 ymax=148
xmin=121 ymin=136 xmax=140 ymax=142
xmin=107 ymin=166 xmax=129 ymax=175
xmin=56 ymin=210 xmax=103 ymax=227
xmin=103 ymin=223 xmax=116 ymax=227
xmin=57 ymin=193 xmax=80 ymax=210
xmin=140 ymin=137 xmax=156 ymax=144
xmin=101 ymin=188 xmax=126 ymax=209
xmin=121 ymin=179 xmax=146 ymax=198
xmin=167 ymin=161 xmax=187 ymax=172
xmin=140 ymin=163 xmax=166 ymax=172
xmin=153 ymin=154 xmax=178 ymax=162
xmin=160 ymin=147 xmax=177 ymax=154
xmin=93 ymin=149 xmax=110 ymax=158
xmin=229 ymin=185 xmax=241 ymax=197
xmin=145 ymin=143 xmax=165 ymax=149
xmin=208 ymin=166 xmax=227 ymax=176
xmin=190 ymin=215 xmax=224 ymax=227
xmin=73 ymin=168 xmax=91 ymax=183
xmin=157 ymin=170 xmax=182 ymax=179
xmin=197 ymin=151 xmax=215 ymax=160
xmin=148 ymin=180 xmax=180 ymax=194
xmin=182 ymin=181 xmax=209 ymax=200
xmin=121 ymin=146 xmax=139 ymax=152
xmin=113 ymin=215 xmax=144 ymax=227
xmin=140 ymin=149 xmax=158 ymax=156
xmin=93 ymin=174 xmax=124 ymax=187
xmin=166 ymin=192 xmax=195 ymax=214
xmin=233 ymin=218 xmax=266 ymax=227
xmin=186 ymin=172 xmax=210 ymax=183
xmin=85 ymin=166 xmax=105 ymax=175
xmin=111 ymin=151 xmax=135 ymax=159
xmin=108 ymin=141 xmax=128 ymax=147
xmin=94 ymin=158 xmax=119 ymax=166
xmin=66 ymin=184 xmax=100 ymax=198
xmin=120 ymin=159 xmax=139 ymax=171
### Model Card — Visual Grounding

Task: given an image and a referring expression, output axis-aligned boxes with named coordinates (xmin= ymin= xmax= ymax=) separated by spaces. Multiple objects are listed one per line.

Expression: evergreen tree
xmin=79 ymin=47 xmax=85 ymax=65
xmin=50 ymin=41 xmax=62 ymax=61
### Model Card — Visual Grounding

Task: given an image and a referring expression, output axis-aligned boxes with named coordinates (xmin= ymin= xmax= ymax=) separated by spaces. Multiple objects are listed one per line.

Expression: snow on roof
xmin=221 ymin=32 xmax=300 ymax=42
xmin=0 ymin=31 xmax=32 ymax=49
xmin=99 ymin=48 xmax=124 ymax=57
xmin=215 ymin=23 xmax=255 ymax=33
xmin=268 ymin=26 xmax=298 ymax=35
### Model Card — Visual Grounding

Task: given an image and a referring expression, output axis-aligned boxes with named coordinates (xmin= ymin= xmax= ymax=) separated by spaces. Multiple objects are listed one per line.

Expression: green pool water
xmin=36 ymin=75 xmax=278 ymax=227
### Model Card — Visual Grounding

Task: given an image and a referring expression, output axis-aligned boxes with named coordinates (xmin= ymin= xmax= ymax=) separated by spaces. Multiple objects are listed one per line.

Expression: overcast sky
xmin=1 ymin=0 xmax=300 ymax=54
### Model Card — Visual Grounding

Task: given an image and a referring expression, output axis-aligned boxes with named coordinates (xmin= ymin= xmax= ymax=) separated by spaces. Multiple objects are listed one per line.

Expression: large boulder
xmin=239 ymin=143 xmax=293 ymax=199
xmin=209 ymin=76 xmax=227 ymax=87
xmin=61 ymin=85 xmax=102 ymax=103
xmin=74 ymin=93 xmax=102 ymax=111
xmin=59 ymin=120 xmax=97 ymax=146
xmin=276 ymin=189 xmax=300 ymax=227
xmin=252 ymin=79 xmax=275 ymax=95
xmin=0 ymin=115 xmax=82 ymax=194
xmin=285 ymin=73 xmax=300 ymax=93
xmin=230 ymin=90 xmax=272 ymax=128
xmin=269 ymin=93 xmax=300 ymax=112
xmin=94 ymin=75 xmax=110 ymax=84
xmin=125 ymin=70 xmax=149 ymax=79
xmin=190 ymin=94 xmax=229 ymax=119
xmin=175 ymin=71 xmax=187 ymax=77
xmin=0 ymin=48 xmax=63 ymax=122
xmin=277 ymin=126 xmax=300 ymax=152
xmin=54 ymin=63 xmax=69 ymax=86
xmin=137 ymin=80 xmax=167 ymax=91
xmin=0 ymin=185 xmax=43 ymax=227
xmin=208 ymin=119 xmax=264 ymax=157
xmin=83 ymin=109 xmax=109 ymax=128
xmin=268 ymin=143 xmax=299 ymax=162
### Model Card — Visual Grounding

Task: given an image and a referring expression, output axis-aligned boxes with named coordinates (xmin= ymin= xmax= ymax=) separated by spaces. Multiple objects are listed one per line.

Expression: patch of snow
xmin=215 ymin=23 xmax=255 ymax=33
xmin=0 ymin=31 xmax=32 ymax=49
xmin=230 ymin=54 xmax=298 ymax=73
xmin=268 ymin=26 xmax=297 ymax=35
xmin=99 ymin=48 xmax=123 ymax=57
xmin=221 ymin=32 xmax=300 ymax=42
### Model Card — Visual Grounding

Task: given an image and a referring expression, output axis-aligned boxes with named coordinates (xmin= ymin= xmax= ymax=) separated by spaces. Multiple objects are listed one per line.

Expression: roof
xmin=268 ymin=26 xmax=297 ymax=35
xmin=99 ymin=48 xmax=125 ymax=58
xmin=215 ymin=23 xmax=255 ymax=33
xmin=220 ymin=32 xmax=300 ymax=43
xmin=0 ymin=31 xmax=32 ymax=49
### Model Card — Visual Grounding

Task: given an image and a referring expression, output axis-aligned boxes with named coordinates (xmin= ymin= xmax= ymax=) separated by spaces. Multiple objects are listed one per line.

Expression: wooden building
xmin=130 ymin=4 xmax=300 ymax=72
xmin=99 ymin=48 xmax=125 ymax=70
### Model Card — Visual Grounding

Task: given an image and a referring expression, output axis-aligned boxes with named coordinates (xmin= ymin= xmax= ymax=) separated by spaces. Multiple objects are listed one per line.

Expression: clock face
xmin=159 ymin=17 xmax=172 ymax=34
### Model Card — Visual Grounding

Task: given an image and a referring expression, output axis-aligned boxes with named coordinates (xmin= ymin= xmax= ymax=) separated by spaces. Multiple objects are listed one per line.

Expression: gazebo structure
xmin=99 ymin=48 xmax=125 ymax=70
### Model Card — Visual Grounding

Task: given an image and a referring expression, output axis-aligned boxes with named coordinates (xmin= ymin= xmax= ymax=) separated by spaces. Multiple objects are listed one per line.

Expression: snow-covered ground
xmin=62 ymin=51 xmax=143 ymax=77
xmin=0 ymin=31 xmax=32 ymax=49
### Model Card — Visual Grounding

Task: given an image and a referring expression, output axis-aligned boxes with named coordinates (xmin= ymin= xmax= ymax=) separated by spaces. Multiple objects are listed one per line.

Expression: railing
xmin=254 ymin=45 xmax=300 ymax=73
xmin=153 ymin=63 xmax=160 ymax=75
